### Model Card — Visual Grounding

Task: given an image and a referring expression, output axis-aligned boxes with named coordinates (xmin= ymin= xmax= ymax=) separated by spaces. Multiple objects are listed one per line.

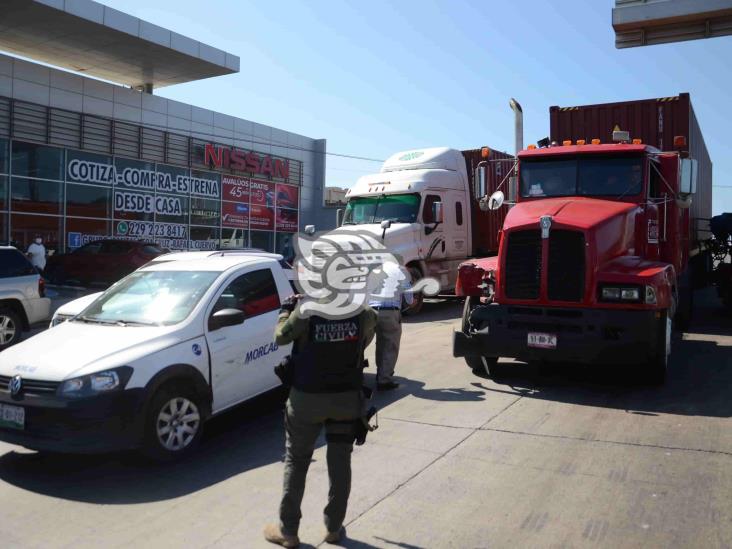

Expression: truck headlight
xmin=599 ymin=285 xmax=642 ymax=303
xmin=58 ymin=366 xmax=133 ymax=398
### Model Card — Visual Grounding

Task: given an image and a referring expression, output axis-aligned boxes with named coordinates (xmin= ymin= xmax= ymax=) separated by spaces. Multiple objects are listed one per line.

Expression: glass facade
xmin=0 ymin=139 xmax=300 ymax=256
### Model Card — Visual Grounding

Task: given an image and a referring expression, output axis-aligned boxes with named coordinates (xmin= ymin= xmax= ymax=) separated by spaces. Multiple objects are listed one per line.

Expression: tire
xmin=0 ymin=307 xmax=23 ymax=350
xmin=460 ymin=297 xmax=501 ymax=379
xmin=141 ymin=383 xmax=205 ymax=462
xmin=402 ymin=266 xmax=424 ymax=316
xmin=646 ymin=310 xmax=671 ymax=385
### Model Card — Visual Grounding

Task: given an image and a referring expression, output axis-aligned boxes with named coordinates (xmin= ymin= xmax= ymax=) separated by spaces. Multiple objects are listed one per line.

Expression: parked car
xmin=0 ymin=254 xmax=293 ymax=460
xmin=45 ymin=239 xmax=167 ymax=287
xmin=0 ymin=247 xmax=51 ymax=350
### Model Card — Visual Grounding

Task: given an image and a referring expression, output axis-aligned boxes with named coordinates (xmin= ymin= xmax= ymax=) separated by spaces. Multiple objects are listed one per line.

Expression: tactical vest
xmin=292 ymin=314 xmax=364 ymax=393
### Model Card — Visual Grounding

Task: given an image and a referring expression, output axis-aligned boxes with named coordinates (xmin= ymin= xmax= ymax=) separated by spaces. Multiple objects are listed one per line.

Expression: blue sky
xmin=105 ymin=0 xmax=732 ymax=215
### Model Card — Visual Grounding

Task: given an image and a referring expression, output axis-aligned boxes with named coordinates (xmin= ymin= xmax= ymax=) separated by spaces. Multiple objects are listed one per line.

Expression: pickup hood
xmin=0 ymin=321 xmax=184 ymax=381
xmin=504 ymin=197 xmax=637 ymax=232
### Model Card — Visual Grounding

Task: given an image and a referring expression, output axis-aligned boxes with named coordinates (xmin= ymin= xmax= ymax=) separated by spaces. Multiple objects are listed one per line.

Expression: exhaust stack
xmin=509 ymin=98 xmax=523 ymax=202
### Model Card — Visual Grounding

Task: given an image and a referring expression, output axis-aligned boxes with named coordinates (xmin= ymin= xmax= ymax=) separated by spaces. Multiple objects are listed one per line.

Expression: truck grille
xmin=0 ymin=375 xmax=60 ymax=395
xmin=547 ymin=230 xmax=585 ymax=302
xmin=505 ymin=230 xmax=542 ymax=299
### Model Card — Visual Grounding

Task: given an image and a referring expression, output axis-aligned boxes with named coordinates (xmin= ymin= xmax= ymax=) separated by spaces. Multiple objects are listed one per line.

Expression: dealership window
xmin=156 ymin=163 xmax=189 ymax=195
xmin=66 ymin=150 xmax=113 ymax=185
xmin=113 ymin=189 xmax=154 ymax=222
xmin=114 ymin=157 xmax=156 ymax=191
xmin=190 ymin=197 xmax=220 ymax=226
xmin=0 ymin=138 xmax=8 ymax=174
xmin=10 ymin=213 xmax=62 ymax=255
xmin=190 ymin=226 xmax=219 ymax=250
xmin=221 ymin=228 xmax=249 ymax=249
xmin=0 ymin=213 xmax=7 ymax=245
xmin=66 ymin=183 xmax=112 ymax=218
xmin=191 ymin=169 xmax=221 ymax=199
xmin=0 ymin=176 xmax=7 ymax=211
xmin=11 ymin=177 xmax=63 ymax=215
xmin=251 ymin=230 xmax=274 ymax=252
xmin=11 ymin=141 xmax=64 ymax=180
xmin=276 ymin=232 xmax=295 ymax=263
xmin=65 ymin=218 xmax=112 ymax=249
xmin=155 ymin=193 xmax=189 ymax=225
xmin=212 ymin=269 xmax=281 ymax=318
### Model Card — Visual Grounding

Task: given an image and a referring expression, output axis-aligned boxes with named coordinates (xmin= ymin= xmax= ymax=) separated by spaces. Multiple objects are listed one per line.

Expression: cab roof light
xmin=527 ymin=144 xmax=537 ymax=150
xmin=562 ymin=140 xmax=572 ymax=146
xmin=481 ymin=146 xmax=491 ymax=159
xmin=591 ymin=138 xmax=601 ymax=145
xmin=673 ymin=135 xmax=687 ymax=148
xmin=632 ymin=138 xmax=642 ymax=145
xmin=576 ymin=139 xmax=586 ymax=146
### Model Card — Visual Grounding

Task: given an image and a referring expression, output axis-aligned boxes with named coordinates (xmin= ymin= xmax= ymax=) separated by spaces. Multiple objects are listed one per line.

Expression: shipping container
xmin=462 ymin=148 xmax=514 ymax=255
xmin=549 ymin=93 xmax=712 ymax=239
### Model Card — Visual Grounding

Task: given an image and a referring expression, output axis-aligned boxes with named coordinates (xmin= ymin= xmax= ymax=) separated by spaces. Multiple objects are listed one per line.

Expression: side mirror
xmin=487 ymin=190 xmax=505 ymax=210
xmin=209 ymin=308 xmax=246 ymax=331
xmin=432 ymin=201 xmax=444 ymax=224
xmin=679 ymin=158 xmax=698 ymax=195
xmin=336 ymin=208 xmax=344 ymax=227
xmin=380 ymin=219 xmax=392 ymax=240
xmin=476 ymin=166 xmax=487 ymax=198
xmin=304 ymin=225 xmax=316 ymax=235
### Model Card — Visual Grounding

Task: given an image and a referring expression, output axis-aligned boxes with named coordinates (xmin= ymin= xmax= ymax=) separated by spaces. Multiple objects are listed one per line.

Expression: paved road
xmin=1 ymin=289 xmax=731 ymax=548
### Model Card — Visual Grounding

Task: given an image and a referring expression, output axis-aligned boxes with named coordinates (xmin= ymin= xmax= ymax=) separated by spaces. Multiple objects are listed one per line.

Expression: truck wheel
xmin=646 ymin=311 xmax=671 ymax=385
xmin=141 ymin=383 xmax=205 ymax=462
xmin=402 ymin=266 xmax=424 ymax=316
xmin=0 ymin=307 xmax=22 ymax=350
xmin=461 ymin=297 xmax=501 ymax=378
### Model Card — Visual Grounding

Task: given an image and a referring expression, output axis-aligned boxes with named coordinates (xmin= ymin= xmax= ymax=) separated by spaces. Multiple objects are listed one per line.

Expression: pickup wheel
xmin=461 ymin=297 xmax=501 ymax=378
xmin=141 ymin=382 xmax=205 ymax=462
xmin=646 ymin=310 xmax=671 ymax=385
xmin=0 ymin=307 xmax=22 ymax=350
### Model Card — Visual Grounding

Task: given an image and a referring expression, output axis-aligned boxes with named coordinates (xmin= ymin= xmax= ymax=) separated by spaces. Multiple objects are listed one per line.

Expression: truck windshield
xmin=76 ymin=270 xmax=219 ymax=326
xmin=342 ymin=193 xmax=420 ymax=225
xmin=520 ymin=156 xmax=644 ymax=198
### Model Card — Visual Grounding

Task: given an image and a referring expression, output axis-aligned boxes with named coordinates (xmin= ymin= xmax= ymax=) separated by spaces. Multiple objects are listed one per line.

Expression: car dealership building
xmin=0 ymin=0 xmax=331 ymax=258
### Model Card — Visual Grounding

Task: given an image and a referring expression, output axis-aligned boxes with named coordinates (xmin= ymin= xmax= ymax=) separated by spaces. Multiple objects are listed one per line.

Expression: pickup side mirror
xmin=209 ymin=308 xmax=246 ymax=331
xmin=304 ymin=225 xmax=316 ymax=235
xmin=679 ymin=158 xmax=698 ymax=195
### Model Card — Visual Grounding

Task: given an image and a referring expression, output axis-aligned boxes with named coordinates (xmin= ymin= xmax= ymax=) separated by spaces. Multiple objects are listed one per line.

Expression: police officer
xmin=264 ymin=295 xmax=377 ymax=548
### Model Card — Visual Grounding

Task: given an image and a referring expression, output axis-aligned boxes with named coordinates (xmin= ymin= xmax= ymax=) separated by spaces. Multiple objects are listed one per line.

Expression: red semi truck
xmin=453 ymin=93 xmax=712 ymax=384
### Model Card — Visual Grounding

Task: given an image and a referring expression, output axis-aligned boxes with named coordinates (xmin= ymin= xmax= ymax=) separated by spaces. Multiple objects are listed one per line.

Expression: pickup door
xmin=205 ymin=264 xmax=292 ymax=412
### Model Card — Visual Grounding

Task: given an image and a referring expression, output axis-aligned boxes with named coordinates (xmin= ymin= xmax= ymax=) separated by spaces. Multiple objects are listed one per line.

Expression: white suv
xmin=0 ymin=247 xmax=51 ymax=350
xmin=0 ymin=254 xmax=292 ymax=460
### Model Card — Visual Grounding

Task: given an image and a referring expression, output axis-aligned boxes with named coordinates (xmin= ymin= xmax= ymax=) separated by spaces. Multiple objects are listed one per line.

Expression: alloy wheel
xmin=0 ymin=315 xmax=17 ymax=346
xmin=156 ymin=397 xmax=201 ymax=452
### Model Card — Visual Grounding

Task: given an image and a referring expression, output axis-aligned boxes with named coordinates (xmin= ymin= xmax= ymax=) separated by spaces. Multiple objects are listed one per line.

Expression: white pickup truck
xmin=0 ymin=252 xmax=293 ymax=460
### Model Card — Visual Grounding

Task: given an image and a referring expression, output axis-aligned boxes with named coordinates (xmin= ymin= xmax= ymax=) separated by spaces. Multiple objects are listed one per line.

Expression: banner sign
xmin=250 ymin=204 xmax=274 ymax=230
xmin=222 ymin=202 xmax=249 ymax=229
xmin=276 ymin=207 xmax=298 ymax=232
xmin=250 ymin=179 xmax=275 ymax=207
xmin=116 ymin=221 xmax=187 ymax=239
xmin=222 ymin=174 xmax=250 ymax=202
xmin=275 ymin=183 xmax=299 ymax=209
xmin=68 ymin=160 xmax=219 ymax=198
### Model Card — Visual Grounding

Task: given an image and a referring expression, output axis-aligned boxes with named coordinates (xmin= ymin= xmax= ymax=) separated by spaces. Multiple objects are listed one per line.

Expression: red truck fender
xmin=455 ymin=256 xmax=499 ymax=297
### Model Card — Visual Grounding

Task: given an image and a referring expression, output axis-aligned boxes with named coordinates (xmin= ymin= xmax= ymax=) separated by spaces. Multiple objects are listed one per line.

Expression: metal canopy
xmin=0 ymin=0 xmax=239 ymax=89
xmin=613 ymin=0 xmax=732 ymax=48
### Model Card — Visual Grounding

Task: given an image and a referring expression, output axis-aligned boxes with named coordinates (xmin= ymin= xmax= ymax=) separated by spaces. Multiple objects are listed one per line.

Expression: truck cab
xmin=453 ymin=140 xmax=699 ymax=384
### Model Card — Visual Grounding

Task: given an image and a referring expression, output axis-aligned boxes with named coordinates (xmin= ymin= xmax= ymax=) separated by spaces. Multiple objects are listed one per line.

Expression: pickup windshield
xmin=76 ymin=270 xmax=219 ymax=326
xmin=342 ymin=193 xmax=420 ymax=225
xmin=520 ymin=156 xmax=644 ymax=198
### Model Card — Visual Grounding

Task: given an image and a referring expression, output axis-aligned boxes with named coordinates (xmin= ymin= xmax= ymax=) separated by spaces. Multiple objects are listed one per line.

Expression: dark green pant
xmin=279 ymin=387 xmax=361 ymax=536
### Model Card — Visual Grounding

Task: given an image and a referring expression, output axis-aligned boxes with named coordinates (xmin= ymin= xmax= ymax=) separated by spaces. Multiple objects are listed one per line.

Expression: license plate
xmin=0 ymin=403 xmax=25 ymax=430
xmin=527 ymin=332 xmax=557 ymax=349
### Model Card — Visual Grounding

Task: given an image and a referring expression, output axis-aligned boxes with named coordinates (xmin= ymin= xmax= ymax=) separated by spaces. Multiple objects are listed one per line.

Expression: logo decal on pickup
xmin=245 ymin=342 xmax=278 ymax=364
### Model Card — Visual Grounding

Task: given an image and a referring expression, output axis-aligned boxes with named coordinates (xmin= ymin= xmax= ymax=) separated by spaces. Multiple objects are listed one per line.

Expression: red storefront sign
xmin=204 ymin=144 xmax=289 ymax=179
xmin=222 ymin=175 xmax=250 ymax=202
xmin=276 ymin=207 xmax=298 ymax=232
xmin=275 ymin=183 xmax=299 ymax=209
xmin=250 ymin=179 xmax=275 ymax=207
xmin=250 ymin=204 xmax=274 ymax=230
xmin=222 ymin=202 xmax=249 ymax=229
